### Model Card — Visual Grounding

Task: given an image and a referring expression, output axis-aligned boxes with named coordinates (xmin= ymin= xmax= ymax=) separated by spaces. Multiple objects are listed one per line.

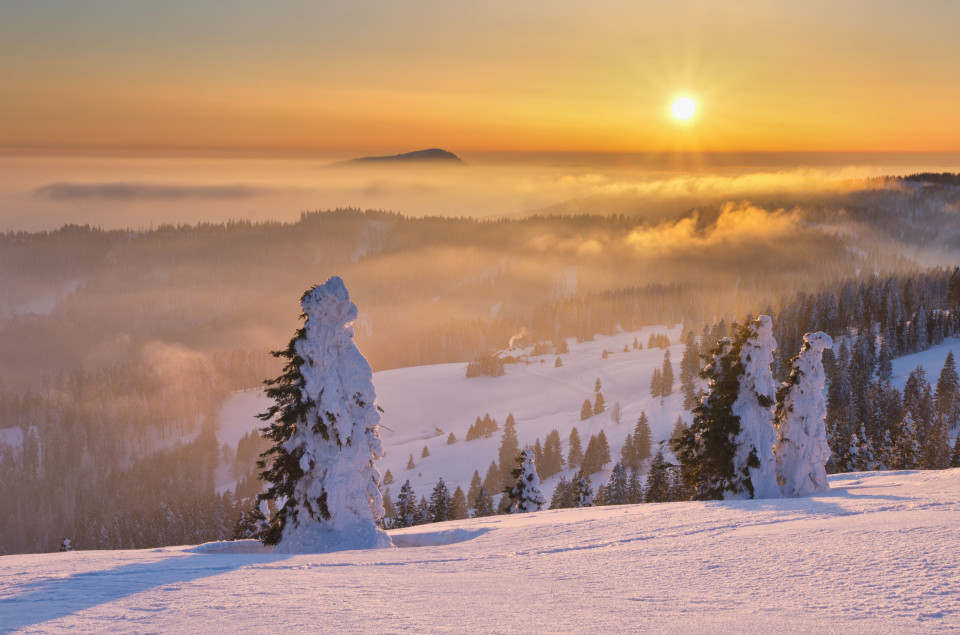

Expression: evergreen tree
xmin=650 ymin=367 xmax=662 ymax=399
xmin=681 ymin=330 xmax=701 ymax=409
xmin=571 ymin=470 xmax=593 ymax=507
xmin=467 ymin=470 xmax=482 ymax=507
xmin=451 ymin=486 xmax=468 ymax=520
xmin=549 ymin=477 xmax=573 ymax=509
xmin=446 ymin=432 xmax=457 ymax=445
xmin=774 ymin=332 xmax=833 ymax=496
xmin=542 ymin=429 xmax=565 ymax=477
xmin=645 ymin=449 xmax=672 ymax=503
xmin=381 ymin=488 xmax=396 ymax=526
xmin=506 ymin=449 xmax=546 ymax=513
xmin=633 ymin=412 xmax=652 ymax=465
xmin=661 ymin=350 xmax=674 ymax=397
xmin=731 ymin=315 xmax=780 ymax=499
xmin=627 ymin=467 xmax=644 ymax=503
xmin=580 ymin=399 xmax=594 ymax=420
xmin=407 ymin=454 xmax=416 ymax=470
xmin=383 ymin=469 xmax=394 ymax=485
xmin=394 ymin=480 xmax=418 ymax=528
xmin=429 ymin=478 xmax=453 ymax=523
xmin=473 ymin=486 xmax=495 ymax=517
xmin=893 ymin=412 xmax=921 ymax=469
xmin=555 ymin=356 xmax=563 ymax=368
xmin=482 ymin=460 xmax=500 ymax=494
xmin=497 ymin=414 xmax=520 ymax=488
xmin=935 ymin=350 xmax=959 ymax=429
xmin=255 ymin=277 xmax=389 ymax=551
xmin=568 ymin=427 xmax=584 ymax=469
xmin=951 ymin=433 xmax=960 ymax=468
xmin=604 ymin=462 xmax=629 ymax=505
xmin=416 ymin=496 xmax=431 ymax=525
xmin=620 ymin=433 xmax=636 ymax=471
xmin=421 ymin=445 xmax=430 ymax=458
xmin=593 ymin=391 xmax=606 ymax=415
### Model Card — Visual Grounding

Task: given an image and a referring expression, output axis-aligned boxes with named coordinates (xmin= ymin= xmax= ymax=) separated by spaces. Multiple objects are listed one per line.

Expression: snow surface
xmin=2 ymin=469 xmax=959 ymax=632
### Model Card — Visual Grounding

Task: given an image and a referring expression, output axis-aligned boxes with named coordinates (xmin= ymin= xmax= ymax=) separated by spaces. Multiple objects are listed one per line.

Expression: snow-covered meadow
xmin=2 ymin=469 xmax=959 ymax=632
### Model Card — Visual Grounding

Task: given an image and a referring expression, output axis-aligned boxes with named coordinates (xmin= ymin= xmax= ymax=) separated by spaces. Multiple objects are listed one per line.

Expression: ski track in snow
xmin=1 ymin=469 xmax=959 ymax=632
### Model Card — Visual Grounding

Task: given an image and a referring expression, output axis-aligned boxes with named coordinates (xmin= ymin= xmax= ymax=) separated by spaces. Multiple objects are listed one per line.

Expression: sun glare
xmin=672 ymin=97 xmax=696 ymax=121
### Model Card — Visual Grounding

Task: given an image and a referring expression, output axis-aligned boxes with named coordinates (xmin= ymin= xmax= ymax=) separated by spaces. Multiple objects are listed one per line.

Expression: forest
xmin=1 ymin=176 xmax=959 ymax=554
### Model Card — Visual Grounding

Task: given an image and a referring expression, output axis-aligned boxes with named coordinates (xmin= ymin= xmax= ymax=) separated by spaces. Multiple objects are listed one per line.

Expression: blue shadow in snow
xmin=0 ymin=550 xmax=292 ymax=631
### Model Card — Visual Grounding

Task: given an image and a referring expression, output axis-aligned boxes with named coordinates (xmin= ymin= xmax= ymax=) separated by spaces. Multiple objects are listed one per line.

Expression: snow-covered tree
xmin=731 ymin=315 xmax=781 ymax=499
xmin=506 ymin=449 xmax=546 ymax=513
xmin=256 ymin=276 xmax=390 ymax=552
xmin=572 ymin=470 xmax=593 ymax=507
xmin=774 ymin=332 xmax=833 ymax=497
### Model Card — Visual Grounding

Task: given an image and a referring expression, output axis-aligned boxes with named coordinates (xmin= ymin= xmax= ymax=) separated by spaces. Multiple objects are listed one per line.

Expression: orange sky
xmin=3 ymin=0 xmax=960 ymax=154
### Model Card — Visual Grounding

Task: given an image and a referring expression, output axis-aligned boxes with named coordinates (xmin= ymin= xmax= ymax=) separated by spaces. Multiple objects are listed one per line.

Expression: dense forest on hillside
xmin=1 ymin=179 xmax=959 ymax=553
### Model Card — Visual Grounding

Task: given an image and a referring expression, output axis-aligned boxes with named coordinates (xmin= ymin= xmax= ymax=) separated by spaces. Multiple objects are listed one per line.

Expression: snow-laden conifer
xmin=572 ymin=470 xmax=593 ymax=507
xmin=256 ymin=276 xmax=390 ymax=552
xmin=731 ymin=315 xmax=781 ymax=499
xmin=506 ymin=449 xmax=546 ymax=513
xmin=774 ymin=332 xmax=833 ymax=497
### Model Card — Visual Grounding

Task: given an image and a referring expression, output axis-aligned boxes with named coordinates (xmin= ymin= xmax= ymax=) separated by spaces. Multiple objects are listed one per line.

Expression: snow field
xmin=2 ymin=469 xmax=958 ymax=632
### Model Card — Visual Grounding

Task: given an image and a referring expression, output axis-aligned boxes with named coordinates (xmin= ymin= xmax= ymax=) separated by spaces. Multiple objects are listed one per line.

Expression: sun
xmin=671 ymin=97 xmax=696 ymax=121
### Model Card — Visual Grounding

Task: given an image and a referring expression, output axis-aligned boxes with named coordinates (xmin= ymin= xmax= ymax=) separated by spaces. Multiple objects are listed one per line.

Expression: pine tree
xmin=633 ymin=412 xmax=652 ymax=465
xmin=731 ymin=315 xmax=780 ymax=499
xmin=681 ymin=330 xmax=701 ymax=409
xmin=542 ymin=429 xmax=565 ymax=477
xmin=572 ymin=470 xmax=593 ymax=507
xmin=416 ymin=496 xmax=431 ymax=525
xmin=628 ymin=467 xmax=643 ymax=503
xmin=451 ymin=486 xmax=468 ymax=520
xmin=421 ymin=445 xmax=430 ymax=458
xmin=593 ymin=392 xmax=606 ymax=415
xmin=580 ymin=399 xmax=593 ymax=420
xmin=482 ymin=460 xmax=500 ymax=494
xmin=255 ymin=277 xmax=389 ymax=551
xmin=407 ymin=454 xmax=416 ymax=470
xmin=550 ymin=477 xmax=574 ymax=509
xmin=394 ymin=480 xmax=418 ymax=528
xmin=446 ymin=432 xmax=457 ymax=445
xmin=383 ymin=469 xmax=394 ymax=485
xmin=498 ymin=414 xmax=520 ymax=488
xmin=429 ymin=478 xmax=453 ymax=523
xmin=555 ymin=356 xmax=563 ymax=368
xmin=620 ymin=432 xmax=636 ymax=470
xmin=951 ymin=433 xmax=960 ymax=468
xmin=506 ymin=449 xmax=546 ymax=513
xmin=382 ymin=488 xmax=397 ymax=526
xmin=467 ymin=470 xmax=482 ymax=507
xmin=774 ymin=332 xmax=833 ymax=496
xmin=473 ymin=486 xmax=495 ymax=517
xmin=604 ymin=462 xmax=629 ymax=505
xmin=568 ymin=427 xmax=584 ymax=469
xmin=935 ymin=350 xmax=959 ymax=429
xmin=645 ymin=449 xmax=672 ymax=503
xmin=650 ymin=367 xmax=662 ymax=399
xmin=893 ymin=412 xmax=920 ymax=469
xmin=661 ymin=350 xmax=674 ymax=397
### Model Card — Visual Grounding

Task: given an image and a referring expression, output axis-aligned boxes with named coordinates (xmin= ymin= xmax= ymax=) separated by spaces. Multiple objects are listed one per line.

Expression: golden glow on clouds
xmin=2 ymin=1 xmax=960 ymax=154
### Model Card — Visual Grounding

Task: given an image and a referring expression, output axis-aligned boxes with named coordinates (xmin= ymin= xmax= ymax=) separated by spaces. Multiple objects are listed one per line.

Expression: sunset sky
xmin=3 ymin=0 xmax=960 ymax=154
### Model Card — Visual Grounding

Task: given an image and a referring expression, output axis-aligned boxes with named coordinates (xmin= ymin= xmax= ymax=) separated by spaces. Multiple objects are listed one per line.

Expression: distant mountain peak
xmin=347 ymin=148 xmax=465 ymax=165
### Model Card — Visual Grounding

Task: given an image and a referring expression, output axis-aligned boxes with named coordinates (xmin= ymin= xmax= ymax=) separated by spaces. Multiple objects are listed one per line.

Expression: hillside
xmin=2 ymin=469 xmax=959 ymax=632
xmin=217 ymin=327 xmax=959 ymax=502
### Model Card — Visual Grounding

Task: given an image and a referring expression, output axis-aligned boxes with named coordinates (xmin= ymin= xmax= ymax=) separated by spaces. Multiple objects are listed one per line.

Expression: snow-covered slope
xmin=217 ymin=325 xmax=687 ymax=499
xmin=216 ymin=330 xmax=959 ymax=501
xmin=3 ymin=469 xmax=959 ymax=632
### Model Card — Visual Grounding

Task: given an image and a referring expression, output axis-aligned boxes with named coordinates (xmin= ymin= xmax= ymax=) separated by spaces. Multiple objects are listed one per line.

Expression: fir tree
xmin=951 ymin=433 xmax=960 ymax=468
xmin=498 ymin=414 xmax=520 ymax=488
xmin=774 ymin=332 xmax=833 ymax=496
xmin=661 ymin=350 xmax=674 ymax=397
xmin=935 ymin=350 xmax=959 ymax=429
xmin=572 ymin=470 xmax=593 ymax=507
xmin=650 ymin=367 xmax=662 ymax=399
xmin=568 ymin=427 xmax=584 ymax=469
xmin=467 ymin=470 xmax=482 ymax=507
xmin=394 ymin=480 xmax=418 ymax=528
xmin=627 ymin=467 xmax=643 ymax=503
xmin=506 ymin=449 xmax=546 ymax=513
xmin=407 ymin=454 xmax=416 ymax=470
xmin=416 ymin=496 xmax=430 ymax=525
xmin=382 ymin=488 xmax=397 ymax=526
xmin=446 ymin=432 xmax=457 ymax=445
xmin=255 ymin=277 xmax=389 ymax=551
xmin=604 ymin=462 xmax=629 ymax=505
xmin=473 ymin=486 xmax=495 ymax=517
xmin=451 ymin=486 xmax=468 ymax=520
xmin=421 ymin=445 xmax=430 ymax=458
xmin=383 ymin=469 xmax=394 ymax=485
xmin=555 ymin=356 xmax=563 ymax=368
xmin=681 ymin=329 xmax=701 ymax=409
xmin=645 ymin=449 xmax=672 ymax=503
xmin=633 ymin=412 xmax=652 ymax=465
xmin=429 ymin=478 xmax=453 ymax=523
xmin=580 ymin=399 xmax=594 ymax=420
xmin=550 ymin=477 xmax=574 ymax=509
xmin=542 ymin=429 xmax=565 ymax=477
xmin=482 ymin=460 xmax=500 ymax=494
